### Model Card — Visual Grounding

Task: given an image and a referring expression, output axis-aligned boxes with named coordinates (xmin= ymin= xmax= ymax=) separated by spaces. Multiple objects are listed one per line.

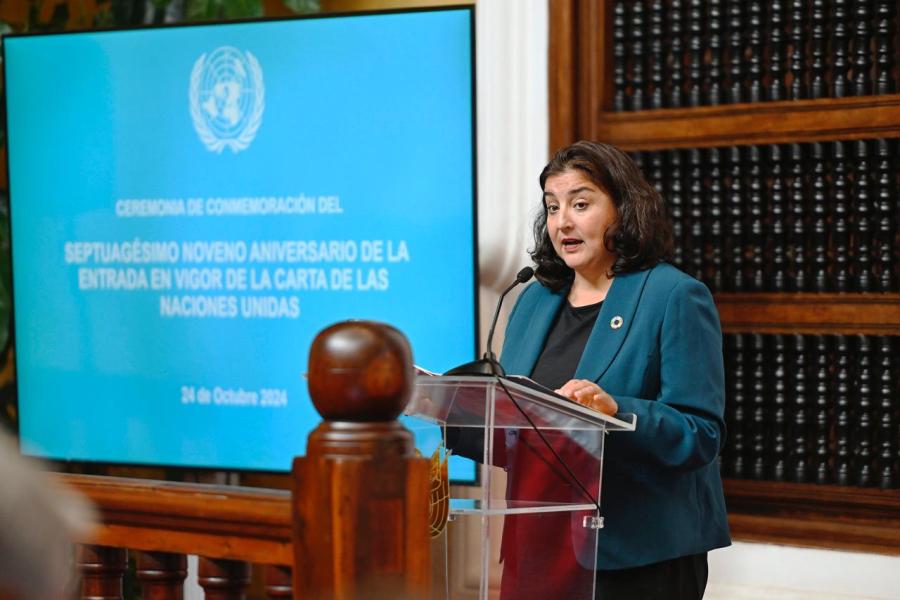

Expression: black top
xmin=529 ymin=300 xmax=603 ymax=390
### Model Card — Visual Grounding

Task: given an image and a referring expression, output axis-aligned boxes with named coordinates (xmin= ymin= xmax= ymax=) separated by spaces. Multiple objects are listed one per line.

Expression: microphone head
xmin=516 ymin=266 xmax=535 ymax=283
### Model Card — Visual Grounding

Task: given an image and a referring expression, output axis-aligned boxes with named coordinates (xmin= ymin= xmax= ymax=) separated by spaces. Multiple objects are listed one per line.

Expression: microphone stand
xmin=444 ymin=267 xmax=534 ymax=376
xmin=441 ymin=265 xmax=603 ymax=513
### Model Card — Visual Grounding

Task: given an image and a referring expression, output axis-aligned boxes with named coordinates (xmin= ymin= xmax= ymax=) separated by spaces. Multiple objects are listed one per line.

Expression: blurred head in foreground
xmin=0 ymin=428 xmax=95 ymax=600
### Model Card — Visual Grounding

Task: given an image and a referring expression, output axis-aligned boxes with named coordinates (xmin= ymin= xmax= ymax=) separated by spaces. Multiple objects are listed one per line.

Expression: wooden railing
xmin=57 ymin=321 xmax=431 ymax=600
xmin=61 ymin=475 xmax=292 ymax=598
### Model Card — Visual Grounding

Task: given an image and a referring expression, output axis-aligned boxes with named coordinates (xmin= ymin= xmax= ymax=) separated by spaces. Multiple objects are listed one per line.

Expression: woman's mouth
xmin=561 ymin=238 xmax=583 ymax=251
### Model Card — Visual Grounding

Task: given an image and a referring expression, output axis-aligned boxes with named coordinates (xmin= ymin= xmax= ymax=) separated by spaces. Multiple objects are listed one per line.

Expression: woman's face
xmin=543 ymin=169 xmax=619 ymax=280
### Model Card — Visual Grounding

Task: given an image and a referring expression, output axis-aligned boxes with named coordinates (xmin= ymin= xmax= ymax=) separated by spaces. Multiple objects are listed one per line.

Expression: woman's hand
xmin=555 ymin=379 xmax=618 ymax=416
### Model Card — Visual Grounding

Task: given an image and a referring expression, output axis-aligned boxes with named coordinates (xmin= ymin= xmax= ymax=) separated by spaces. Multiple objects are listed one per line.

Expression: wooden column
xmin=264 ymin=565 xmax=293 ymax=599
xmin=292 ymin=321 xmax=431 ymax=600
xmin=198 ymin=558 xmax=251 ymax=600
xmin=78 ymin=545 xmax=128 ymax=600
xmin=135 ymin=552 xmax=187 ymax=600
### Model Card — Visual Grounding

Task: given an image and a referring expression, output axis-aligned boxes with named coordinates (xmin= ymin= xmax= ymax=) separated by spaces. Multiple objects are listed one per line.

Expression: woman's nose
xmin=556 ymin=207 xmax=573 ymax=228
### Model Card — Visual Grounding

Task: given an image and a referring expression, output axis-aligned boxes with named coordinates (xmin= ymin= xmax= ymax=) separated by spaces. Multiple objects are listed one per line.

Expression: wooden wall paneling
xmin=725 ymin=479 xmax=900 ymax=555
xmin=593 ymin=94 xmax=900 ymax=151
xmin=548 ymin=0 xmax=900 ymax=556
xmin=578 ymin=0 xmax=609 ymax=142
xmin=716 ymin=293 xmax=900 ymax=335
xmin=549 ymin=0 xmax=577 ymax=152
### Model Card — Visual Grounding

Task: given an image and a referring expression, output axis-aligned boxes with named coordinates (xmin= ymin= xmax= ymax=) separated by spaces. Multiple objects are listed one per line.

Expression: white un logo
xmin=189 ymin=46 xmax=265 ymax=154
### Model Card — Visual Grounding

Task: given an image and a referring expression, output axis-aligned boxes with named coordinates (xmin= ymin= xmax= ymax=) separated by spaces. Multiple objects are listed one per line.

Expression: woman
xmin=497 ymin=141 xmax=730 ymax=599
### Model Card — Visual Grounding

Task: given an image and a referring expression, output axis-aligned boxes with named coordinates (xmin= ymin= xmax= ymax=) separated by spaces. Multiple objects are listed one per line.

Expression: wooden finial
xmin=307 ymin=320 xmax=414 ymax=422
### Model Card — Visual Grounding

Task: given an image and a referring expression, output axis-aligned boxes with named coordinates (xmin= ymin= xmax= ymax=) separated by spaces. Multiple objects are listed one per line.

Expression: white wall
xmin=474 ymin=0 xmax=548 ymax=352
xmin=477 ymin=2 xmax=900 ymax=599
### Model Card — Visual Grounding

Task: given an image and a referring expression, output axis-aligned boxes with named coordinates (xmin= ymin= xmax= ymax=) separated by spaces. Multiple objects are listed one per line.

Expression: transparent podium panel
xmin=405 ymin=375 xmax=636 ymax=600
xmin=430 ymin=506 xmax=600 ymax=600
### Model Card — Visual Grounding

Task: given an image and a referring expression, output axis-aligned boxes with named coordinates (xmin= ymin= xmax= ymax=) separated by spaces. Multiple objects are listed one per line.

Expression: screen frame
xmin=1 ymin=4 xmax=481 ymax=484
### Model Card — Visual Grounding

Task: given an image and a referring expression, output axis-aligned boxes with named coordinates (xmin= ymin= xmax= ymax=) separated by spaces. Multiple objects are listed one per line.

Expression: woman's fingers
xmin=555 ymin=379 xmax=593 ymax=397
xmin=554 ymin=379 xmax=618 ymax=415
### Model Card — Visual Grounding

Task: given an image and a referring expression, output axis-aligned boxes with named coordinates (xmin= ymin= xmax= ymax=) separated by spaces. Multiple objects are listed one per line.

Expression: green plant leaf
xmin=222 ymin=0 xmax=262 ymax=18
xmin=283 ymin=0 xmax=319 ymax=14
xmin=185 ymin=0 xmax=263 ymax=21
xmin=185 ymin=0 xmax=218 ymax=21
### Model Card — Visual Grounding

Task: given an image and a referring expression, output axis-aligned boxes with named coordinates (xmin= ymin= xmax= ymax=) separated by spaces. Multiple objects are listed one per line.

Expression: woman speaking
xmin=497 ymin=141 xmax=730 ymax=599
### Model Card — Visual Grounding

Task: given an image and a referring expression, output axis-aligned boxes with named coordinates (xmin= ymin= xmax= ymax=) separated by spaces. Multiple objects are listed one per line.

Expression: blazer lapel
xmin=573 ymin=269 xmax=652 ymax=382
xmin=503 ymin=286 xmax=565 ymax=376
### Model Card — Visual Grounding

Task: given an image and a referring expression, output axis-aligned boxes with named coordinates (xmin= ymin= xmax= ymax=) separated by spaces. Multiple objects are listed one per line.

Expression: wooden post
xmin=78 ymin=545 xmax=128 ymax=600
xmin=135 ymin=552 xmax=187 ymax=600
xmin=292 ymin=321 xmax=431 ymax=600
xmin=197 ymin=558 xmax=250 ymax=600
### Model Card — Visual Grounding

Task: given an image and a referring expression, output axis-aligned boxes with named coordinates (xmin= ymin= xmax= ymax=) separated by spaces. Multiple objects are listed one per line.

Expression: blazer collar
xmin=573 ymin=268 xmax=651 ymax=382
xmin=502 ymin=285 xmax=566 ymax=376
xmin=504 ymin=269 xmax=652 ymax=382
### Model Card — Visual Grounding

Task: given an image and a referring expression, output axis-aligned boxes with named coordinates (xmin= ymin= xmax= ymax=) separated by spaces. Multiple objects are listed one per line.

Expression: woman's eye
xmin=547 ymin=205 xmax=559 ymax=214
xmin=574 ymin=201 xmax=588 ymax=210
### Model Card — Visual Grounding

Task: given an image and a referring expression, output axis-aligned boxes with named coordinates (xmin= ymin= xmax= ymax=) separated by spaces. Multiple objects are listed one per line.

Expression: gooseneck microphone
xmin=445 ymin=266 xmax=534 ymax=376
xmin=443 ymin=266 xmax=601 ymax=513
xmin=486 ymin=266 xmax=534 ymax=363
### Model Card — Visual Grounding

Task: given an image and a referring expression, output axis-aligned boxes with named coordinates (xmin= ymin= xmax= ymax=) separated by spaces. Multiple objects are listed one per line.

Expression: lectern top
xmin=407 ymin=374 xmax=637 ymax=432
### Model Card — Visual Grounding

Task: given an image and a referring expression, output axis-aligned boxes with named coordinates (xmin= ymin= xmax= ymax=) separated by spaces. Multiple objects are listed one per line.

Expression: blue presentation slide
xmin=5 ymin=9 xmax=477 ymax=478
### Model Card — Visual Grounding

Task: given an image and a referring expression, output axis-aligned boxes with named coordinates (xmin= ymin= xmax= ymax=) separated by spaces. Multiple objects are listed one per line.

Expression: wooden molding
xmin=58 ymin=474 xmax=293 ymax=565
xmin=548 ymin=0 xmax=577 ymax=153
xmin=577 ymin=0 xmax=608 ymax=140
xmin=715 ymin=293 xmax=900 ymax=335
xmin=725 ymin=479 xmax=900 ymax=555
xmin=592 ymin=94 xmax=900 ymax=150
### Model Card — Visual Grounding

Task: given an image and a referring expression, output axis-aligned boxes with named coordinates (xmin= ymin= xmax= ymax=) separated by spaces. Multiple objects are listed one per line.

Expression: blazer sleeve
xmin=610 ymin=278 xmax=726 ymax=472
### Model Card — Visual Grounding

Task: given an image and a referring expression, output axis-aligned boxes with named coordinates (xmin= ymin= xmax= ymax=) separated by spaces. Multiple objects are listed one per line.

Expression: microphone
xmin=444 ymin=265 xmax=601 ymax=514
xmin=445 ymin=266 xmax=534 ymax=376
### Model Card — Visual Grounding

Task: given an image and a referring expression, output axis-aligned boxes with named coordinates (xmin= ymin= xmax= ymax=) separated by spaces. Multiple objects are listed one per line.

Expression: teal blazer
xmin=499 ymin=262 xmax=731 ymax=569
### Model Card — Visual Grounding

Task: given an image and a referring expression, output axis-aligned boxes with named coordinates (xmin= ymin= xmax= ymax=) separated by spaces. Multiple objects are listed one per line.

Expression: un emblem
xmin=189 ymin=46 xmax=265 ymax=154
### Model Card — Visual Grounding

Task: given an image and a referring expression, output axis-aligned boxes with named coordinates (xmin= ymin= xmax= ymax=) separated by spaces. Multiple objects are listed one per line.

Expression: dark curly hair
xmin=531 ymin=140 xmax=674 ymax=290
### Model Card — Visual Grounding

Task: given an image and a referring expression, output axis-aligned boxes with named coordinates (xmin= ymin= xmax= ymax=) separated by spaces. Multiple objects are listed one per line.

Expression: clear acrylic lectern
xmin=404 ymin=375 xmax=636 ymax=600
